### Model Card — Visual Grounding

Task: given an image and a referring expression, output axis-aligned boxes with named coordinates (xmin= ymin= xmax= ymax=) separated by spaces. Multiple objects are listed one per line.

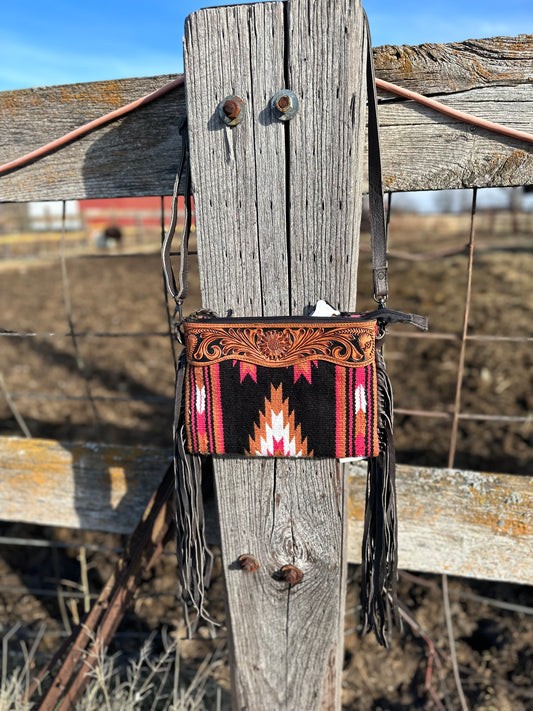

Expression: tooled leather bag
xmin=162 ymin=15 xmax=427 ymax=645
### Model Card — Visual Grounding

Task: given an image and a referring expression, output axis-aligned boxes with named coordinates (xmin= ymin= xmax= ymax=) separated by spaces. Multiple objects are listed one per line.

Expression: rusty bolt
xmin=280 ymin=564 xmax=303 ymax=584
xmin=271 ymin=89 xmax=299 ymax=121
xmin=238 ymin=554 xmax=259 ymax=572
xmin=218 ymin=95 xmax=245 ymax=126
xmin=223 ymin=99 xmax=240 ymax=119
xmin=276 ymin=95 xmax=291 ymax=113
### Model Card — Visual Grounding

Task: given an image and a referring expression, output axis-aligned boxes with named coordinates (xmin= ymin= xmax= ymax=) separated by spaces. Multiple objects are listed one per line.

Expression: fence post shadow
xmin=63 ymin=440 xmax=172 ymax=534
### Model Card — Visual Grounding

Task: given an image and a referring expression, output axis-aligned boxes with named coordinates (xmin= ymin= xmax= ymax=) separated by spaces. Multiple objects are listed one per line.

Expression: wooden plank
xmin=184 ymin=3 xmax=299 ymax=709
xmin=184 ymin=1 xmax=365 ymax=708
xmin=1 ymin=436 xmax=531 ymax=587
xmin=0 ymin=75 xmax=186 ymax=202
xmin=280 ymin=0 xmax=366 ymax=707
xmin=375 ymin=34 xmax=533 ymax=95
xmin=348 ymin=462 xmax=533 ymax=586
xmin=1 ymin=36 xmax=532 ymax=202
xmin=0 ymin=436 xmax=170 ymax=533
xmin=184 ymin=2 xmax=287 ymax=319
xmin=286 ymin=0 xmax=366 ymax=312
xmin=375 ymin=85 xmax=533 ymax=192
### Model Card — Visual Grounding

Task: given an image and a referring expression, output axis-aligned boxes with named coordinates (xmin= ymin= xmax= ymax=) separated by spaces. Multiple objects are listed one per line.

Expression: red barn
xmin=77 ymin=196 xmax=186 ymax=234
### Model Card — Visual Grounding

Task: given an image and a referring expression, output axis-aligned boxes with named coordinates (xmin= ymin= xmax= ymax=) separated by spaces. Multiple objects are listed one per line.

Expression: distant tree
xmin=508 ymin=187 xmax=523 ymax=233
xmin=435 ymin=190 xmax=456 ymax=214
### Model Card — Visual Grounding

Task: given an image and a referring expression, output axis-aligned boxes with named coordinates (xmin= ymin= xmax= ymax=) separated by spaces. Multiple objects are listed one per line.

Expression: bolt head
xmin=280 ymin=564 xmax=303 ymax=584
xmin=219 ymin=95 xmax=245 ymax=126
xmin=223 ymin=99 xmax=240 ymax=119
xmin=275 ymin=95 xmax=292 ymax=113
xmin=238 ymin=554 xmax=259 ymax=572
xmin=271 ymin=90 xmax=299 ymax=121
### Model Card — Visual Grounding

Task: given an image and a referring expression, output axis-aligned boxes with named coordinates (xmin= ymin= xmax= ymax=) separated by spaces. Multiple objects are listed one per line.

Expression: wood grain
xmin=374 ymin=34 xmax=533 ymax=95
xmin=0 ymin=75 xmax=185 ymax=202
xmin=374 ymin=85 xmax=533 ymax=192
xmin=348 ymin=462 xmax=533 ymax=586
xmin=184 ymin=1 xmax=365 ymax=708
xmin=281 ymin=1 xmax=366 ymax=706
xmin=1 ymin=436 xmax=531 ymax=586
xmin=1 ymin=36 xmax=532 ymax=202
xmin=0 ymin=436 xmax=170 ymax=533
xmin=184 ymin=4 xmax=296 ymax=709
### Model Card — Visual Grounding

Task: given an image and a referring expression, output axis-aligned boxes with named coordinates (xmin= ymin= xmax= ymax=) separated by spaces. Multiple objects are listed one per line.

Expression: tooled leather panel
xmin=183 ymin=320 xmax=376 ymax=367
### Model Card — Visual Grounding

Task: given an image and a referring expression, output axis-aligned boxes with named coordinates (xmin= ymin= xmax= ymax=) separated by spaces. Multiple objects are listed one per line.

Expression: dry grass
xmin=1 ymin=626 xmax=227 ymax=711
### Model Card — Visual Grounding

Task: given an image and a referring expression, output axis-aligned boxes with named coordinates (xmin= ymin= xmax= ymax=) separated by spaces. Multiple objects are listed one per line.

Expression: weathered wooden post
xmin=184 ymin=0 xmax=367 ymax=707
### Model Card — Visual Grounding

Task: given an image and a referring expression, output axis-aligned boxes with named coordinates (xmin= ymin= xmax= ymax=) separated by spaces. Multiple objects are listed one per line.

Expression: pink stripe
xmin=355 ymin=366 xmax=367 ymax=456
xmin=366 ymin=364 xmax=372 ymax=454
xmin=355 ymin=432 xmax=366 ymax=455
xmin=348 ymin=368 xmax=355 ymax=457
xmin=335 ymin=366 xmax=345 ymax=458
xmin=370 ymin=362 xmax=379 ymax=456
xmin=204 ymin=366 xmax=215 ymax=450
xmin=210 ymin=363 xmax=225 ymax=453
xmin=189 ymin=368 xmax=198 ymax=451
xmin=196 ymin=411 xmax=207 ymax=436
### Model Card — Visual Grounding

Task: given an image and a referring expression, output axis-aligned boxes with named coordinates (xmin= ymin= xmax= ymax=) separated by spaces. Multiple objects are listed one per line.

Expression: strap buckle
xmin=374 ymin=295 xmax=388 ymax=340
xmin=172 ymin=299 xmax=184 ymax=343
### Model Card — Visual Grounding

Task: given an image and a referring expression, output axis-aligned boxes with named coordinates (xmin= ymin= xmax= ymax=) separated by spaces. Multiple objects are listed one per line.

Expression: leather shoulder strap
xmin=364 ymin=11 xmax=388 ymax=301
xmin=161 ymin=120 xmax=192 ymax=302
xmin=163 ymin=13 xmax=389 ymax=305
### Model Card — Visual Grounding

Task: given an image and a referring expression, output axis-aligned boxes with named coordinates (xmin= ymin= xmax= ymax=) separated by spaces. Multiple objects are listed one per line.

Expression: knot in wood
xmin=238 ymin=554 xmax=259 ymax=572
xmin=280 ymin=564 xmax=303 ymax=584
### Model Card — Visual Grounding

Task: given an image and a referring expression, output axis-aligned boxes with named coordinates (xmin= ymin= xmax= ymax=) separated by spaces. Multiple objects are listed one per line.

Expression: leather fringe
xmin=173 ymin=352 xmax=216 ymax=636
xmin=360 ymin=348 xmax=399 ymax=646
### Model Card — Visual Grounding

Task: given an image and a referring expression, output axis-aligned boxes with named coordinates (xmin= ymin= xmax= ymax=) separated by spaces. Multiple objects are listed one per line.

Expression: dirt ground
xmin=0 ymin=210 xmax=532 ymax=709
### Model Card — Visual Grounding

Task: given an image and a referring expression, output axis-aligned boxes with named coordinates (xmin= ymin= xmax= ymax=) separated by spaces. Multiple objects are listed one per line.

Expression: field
xmin=0 ymin=209 xmax=532 ymax=709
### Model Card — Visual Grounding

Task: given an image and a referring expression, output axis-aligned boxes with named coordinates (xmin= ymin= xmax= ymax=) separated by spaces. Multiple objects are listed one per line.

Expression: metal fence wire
xmin=0 ymin=189 xmax=532 ymax=698
xmin=0 ymin=189 xmax=531 ymax=468
xmin=1 ymin=191 xmax=531 ymax=449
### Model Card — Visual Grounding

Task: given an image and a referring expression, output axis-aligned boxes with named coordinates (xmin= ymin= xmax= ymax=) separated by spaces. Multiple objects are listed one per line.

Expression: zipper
xmin=185 ymin=308 xmax=428 ymax=330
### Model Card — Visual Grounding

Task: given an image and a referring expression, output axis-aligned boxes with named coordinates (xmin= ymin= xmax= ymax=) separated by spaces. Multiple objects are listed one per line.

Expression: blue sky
xmin=0 ymin=0 xmax=531 ymax=92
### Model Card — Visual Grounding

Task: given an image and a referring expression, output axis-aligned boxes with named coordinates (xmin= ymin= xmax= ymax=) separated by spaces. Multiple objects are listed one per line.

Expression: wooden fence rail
xmin=1 ymin=4 xmax=532 ymax=708
xmin=0 ymin=36 xmax=531 ymax=202
xmin=1 ymin=436 xmax=531 ymax=586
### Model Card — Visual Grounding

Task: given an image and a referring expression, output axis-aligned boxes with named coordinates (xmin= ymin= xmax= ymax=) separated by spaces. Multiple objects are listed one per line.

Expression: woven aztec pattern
xmin=183 ymin=320 xmax=379 ymax=459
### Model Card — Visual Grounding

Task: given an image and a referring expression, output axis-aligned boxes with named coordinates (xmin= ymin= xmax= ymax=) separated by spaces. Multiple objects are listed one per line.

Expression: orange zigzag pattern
xmin=246 ymin=384 xmax=312 ymax=457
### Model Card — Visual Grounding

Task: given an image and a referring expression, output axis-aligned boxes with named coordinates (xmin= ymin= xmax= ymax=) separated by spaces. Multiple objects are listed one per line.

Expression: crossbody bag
xmin=163 ymin=14 xmax=427 ymax=645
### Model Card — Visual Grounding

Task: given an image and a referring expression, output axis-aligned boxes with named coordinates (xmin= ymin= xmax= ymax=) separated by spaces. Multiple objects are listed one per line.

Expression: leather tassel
xmin=360 ymin=348 xmax=399 ymax=646
xmin=173 ymin=352 xmax=216 ymax=636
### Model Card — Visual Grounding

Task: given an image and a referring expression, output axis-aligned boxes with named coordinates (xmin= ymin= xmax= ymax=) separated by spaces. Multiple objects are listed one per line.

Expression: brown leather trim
xmin=183 ymin=320 xmax=376 ymax=367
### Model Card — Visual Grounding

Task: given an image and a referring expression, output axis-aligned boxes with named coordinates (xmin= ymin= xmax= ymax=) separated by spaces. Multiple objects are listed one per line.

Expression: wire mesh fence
xmin=2 ymin=190 xmax=531 ymax=459
xmin=0 ymin=188 xmax=532 ymax=708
